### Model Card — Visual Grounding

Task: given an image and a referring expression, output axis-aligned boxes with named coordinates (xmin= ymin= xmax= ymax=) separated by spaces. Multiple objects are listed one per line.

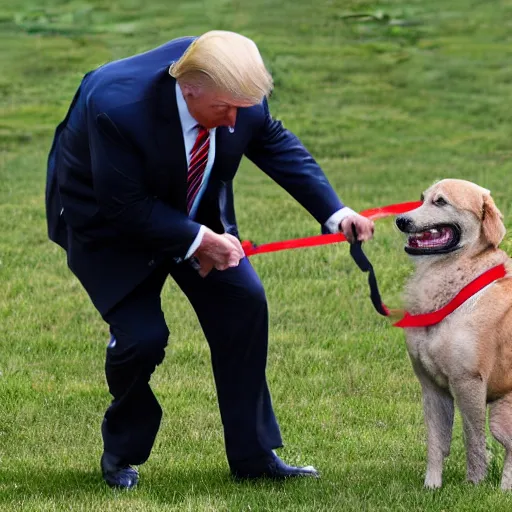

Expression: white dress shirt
xmin=176 ymin=82 xmax=213 ymax=258
xmin=175 ymin=82 xmax=356 ymax=259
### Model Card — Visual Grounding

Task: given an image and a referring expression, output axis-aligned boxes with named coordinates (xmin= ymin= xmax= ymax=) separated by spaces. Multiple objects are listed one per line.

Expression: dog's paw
xmin=500 ymin=466 xmax=512 ymax=490
xmin=501 ymin=480 xmax=512 ymax=491
xmin=424 ymin=474 xmax=442 ymax=489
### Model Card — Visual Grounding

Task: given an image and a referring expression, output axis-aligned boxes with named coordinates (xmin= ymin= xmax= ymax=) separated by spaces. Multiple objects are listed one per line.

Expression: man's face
xmin=181 ymin=84 xmax=258 ymax=130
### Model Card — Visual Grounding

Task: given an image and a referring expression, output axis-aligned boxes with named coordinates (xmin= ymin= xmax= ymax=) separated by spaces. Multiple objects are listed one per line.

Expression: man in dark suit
xmin=46 ymin=30 xmax=374 ymax=489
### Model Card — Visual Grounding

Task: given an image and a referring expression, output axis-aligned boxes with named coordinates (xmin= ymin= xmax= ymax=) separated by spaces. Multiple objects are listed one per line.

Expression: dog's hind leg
xmin=412 ymin=362 xmax=454 ymax=489
xmin=451 ymin=377 xmax=488 ymax=485
xmin=489 ymin=392 xmax=512 ymax=490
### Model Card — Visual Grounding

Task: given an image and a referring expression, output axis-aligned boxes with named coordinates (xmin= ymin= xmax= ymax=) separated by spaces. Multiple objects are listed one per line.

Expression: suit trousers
xmin=100 ymin=257 xmax=283 ymax=466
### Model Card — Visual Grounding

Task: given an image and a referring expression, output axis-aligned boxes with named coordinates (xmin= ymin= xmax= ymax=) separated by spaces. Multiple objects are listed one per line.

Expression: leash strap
xmin=349 ymin=226 xmax=390 ymax=317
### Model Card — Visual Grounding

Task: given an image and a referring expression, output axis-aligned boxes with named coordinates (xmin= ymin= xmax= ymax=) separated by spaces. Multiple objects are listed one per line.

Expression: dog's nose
xmin=396 ymin=216 xmax=413 ymax=232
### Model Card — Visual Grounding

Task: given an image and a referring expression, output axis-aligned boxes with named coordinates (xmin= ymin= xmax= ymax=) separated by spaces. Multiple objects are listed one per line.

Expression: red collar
xmin=394 ymin=263 xmax=507 ymax=328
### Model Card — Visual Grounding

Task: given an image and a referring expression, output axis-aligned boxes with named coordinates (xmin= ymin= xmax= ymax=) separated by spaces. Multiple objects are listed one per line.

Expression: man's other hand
xmin=193 ymin=229 xmax=245 ymax=277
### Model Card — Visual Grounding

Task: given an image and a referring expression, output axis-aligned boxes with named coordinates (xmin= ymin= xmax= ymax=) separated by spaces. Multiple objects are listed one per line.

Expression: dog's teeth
xmin=430 ymin=229 xmax=439 ymax=234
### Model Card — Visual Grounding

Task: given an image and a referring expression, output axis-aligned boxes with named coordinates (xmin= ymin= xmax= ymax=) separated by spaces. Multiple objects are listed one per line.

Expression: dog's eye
xmin=434 ymin=196 xmax=447 ymax=206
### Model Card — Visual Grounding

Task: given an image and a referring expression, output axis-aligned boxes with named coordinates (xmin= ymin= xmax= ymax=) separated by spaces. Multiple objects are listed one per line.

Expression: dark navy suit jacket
xmin=46 ymin=37 xmax=344 ymax=315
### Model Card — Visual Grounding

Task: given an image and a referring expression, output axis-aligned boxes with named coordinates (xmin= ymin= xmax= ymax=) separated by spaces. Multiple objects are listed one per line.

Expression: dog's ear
xmin=482 ymin=193 xmax=506 ymax=247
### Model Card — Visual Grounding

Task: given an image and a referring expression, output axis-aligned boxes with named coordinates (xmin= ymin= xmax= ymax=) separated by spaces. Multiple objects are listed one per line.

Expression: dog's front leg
xmin=413 ymin=362 xmax=454 ymax=489
xmin=489 ymin=392 xmax=512 ymax=490
xmin=452 ymin=376 xmax=488 ymax=484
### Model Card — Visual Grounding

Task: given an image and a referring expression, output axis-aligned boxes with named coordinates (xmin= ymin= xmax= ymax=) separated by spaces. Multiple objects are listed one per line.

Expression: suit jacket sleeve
xmin=244 ymin=99 xmax=344 ymax=225
xmin=87 ymin=102 xmax=201 ymax=257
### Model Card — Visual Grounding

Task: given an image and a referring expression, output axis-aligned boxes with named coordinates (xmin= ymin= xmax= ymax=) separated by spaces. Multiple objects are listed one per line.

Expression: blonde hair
xmin=169 ymin=31 xmax=273 ymax=104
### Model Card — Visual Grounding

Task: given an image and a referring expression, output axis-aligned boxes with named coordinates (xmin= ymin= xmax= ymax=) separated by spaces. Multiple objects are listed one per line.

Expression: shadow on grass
xmin=0 ymin=463 xmax=286 ymax=505
xmin=0 ymin=458 xmax=505 ymax=509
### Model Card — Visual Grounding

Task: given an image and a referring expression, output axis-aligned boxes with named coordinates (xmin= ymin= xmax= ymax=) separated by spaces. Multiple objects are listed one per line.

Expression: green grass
xmin=2 ymin=0 xmax=512 ymax=510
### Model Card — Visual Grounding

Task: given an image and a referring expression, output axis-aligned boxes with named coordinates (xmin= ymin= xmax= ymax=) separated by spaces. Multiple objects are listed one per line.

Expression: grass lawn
xmin=2 ymin=0 xmax=512 ymax=510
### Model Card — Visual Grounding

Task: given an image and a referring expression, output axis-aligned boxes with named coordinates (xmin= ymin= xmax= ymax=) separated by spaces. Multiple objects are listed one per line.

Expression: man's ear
xmin=482 ymin=193 xmax=506 ymax=247
xmin=179 ymin=81 xmax=199 ymax=99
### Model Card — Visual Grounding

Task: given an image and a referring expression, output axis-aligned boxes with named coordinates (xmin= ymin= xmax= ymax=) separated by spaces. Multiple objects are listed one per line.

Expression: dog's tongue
xmin=408 ymin=228 xmax=452 ymax=249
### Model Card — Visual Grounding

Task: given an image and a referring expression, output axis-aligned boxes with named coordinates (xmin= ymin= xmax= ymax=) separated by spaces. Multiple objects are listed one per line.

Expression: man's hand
xmin=192 ymin=229 xmax=245 ymax=277
xmin=340 ymin=214 xmax=375 ymax=243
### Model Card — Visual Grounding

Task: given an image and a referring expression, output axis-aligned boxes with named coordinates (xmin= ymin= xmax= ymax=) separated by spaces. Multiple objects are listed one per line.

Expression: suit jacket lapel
xmin=210 ymin=126 xmax=225 ymax=179
xmin=153 ymin=70 xmax=188 ymax=210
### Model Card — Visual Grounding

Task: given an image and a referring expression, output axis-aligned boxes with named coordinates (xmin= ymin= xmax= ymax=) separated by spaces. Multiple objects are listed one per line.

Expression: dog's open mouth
xmin=405 ymin=224 xmax=461 ymax=255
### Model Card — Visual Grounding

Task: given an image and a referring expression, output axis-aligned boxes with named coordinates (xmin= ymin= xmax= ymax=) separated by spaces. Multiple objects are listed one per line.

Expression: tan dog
xmin=395 ymin=179 xmax=512 ymax=490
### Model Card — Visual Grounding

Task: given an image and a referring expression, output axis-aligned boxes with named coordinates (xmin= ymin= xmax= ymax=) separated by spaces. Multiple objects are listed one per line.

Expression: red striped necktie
xmin=187 ymin=125 xmax=210 ymax=214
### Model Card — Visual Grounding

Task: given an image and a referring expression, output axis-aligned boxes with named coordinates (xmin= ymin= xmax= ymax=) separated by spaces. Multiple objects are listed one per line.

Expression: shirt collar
xmin=175 ymin=81 xmax=198 ymax=135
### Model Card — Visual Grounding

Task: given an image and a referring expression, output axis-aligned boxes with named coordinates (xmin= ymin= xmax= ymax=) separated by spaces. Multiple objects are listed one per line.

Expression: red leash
xmin=393 ymin=264 xmax=507 ymax=328
xmin=241 ymin=201 xmax=422 ymax=256
xmin=241 ymin=200 xmax=421 ymax=322
xmin=240 ymin=201 xmax=508 ymax=328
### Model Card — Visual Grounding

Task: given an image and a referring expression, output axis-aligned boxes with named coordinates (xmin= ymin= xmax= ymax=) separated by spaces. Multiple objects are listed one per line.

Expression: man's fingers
xmin=194 ymin=230 xmax=245 ymax=274
xmin=223 ymin=233 xmax=239 ymax=244
xmin=341 ymin=216 xmax=375 ymax=243
xmin=358 ymin=220 xmax=375 ymax=241
xmin=223 ymin=233 xmax=245 ymax=259
xmin=346 ymin=224 xmax=356 ymax=244
xmin=341 ymin=218 xmax=356 ymax=243
xmin=356 ymin=225 xmax=371 ymax=241
xmin=227 ymin=254 xmax=241 ymax=268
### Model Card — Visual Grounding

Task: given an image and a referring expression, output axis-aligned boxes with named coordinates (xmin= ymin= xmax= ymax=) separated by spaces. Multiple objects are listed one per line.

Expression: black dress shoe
xmin=101 ymin=452 xmax=139 ymax=489
xmin=230 ymin=452 xmax=320 ymax=480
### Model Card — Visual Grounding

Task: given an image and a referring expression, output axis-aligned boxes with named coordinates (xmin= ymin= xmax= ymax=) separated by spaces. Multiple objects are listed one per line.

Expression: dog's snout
xmin=396 ymin=216 xmax=413 ymax=232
